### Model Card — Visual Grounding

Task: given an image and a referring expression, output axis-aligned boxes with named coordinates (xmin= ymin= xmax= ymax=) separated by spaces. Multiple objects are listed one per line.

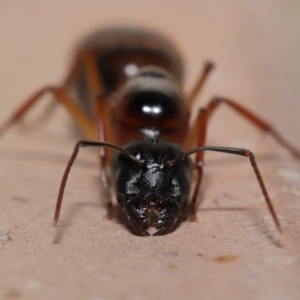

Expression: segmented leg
xmin=187 ymin=61 xmax=214 ymax=104
xmin=0 ymin=50 xmax=102 ymax=140
xmin=0 ymin=87 xmax=96 ymax=139
xmin=182 ymin=61 xmax=214 ymax=150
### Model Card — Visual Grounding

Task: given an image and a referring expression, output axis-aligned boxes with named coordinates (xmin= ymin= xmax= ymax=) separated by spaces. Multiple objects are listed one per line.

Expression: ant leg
xmin=96 ymin=96 xmax=114 ymax=220
xmin=188 ymin=95 xmax=300 ymax=222
xmin=17 ymin=49 xmax=87 ymax=128
xmin=79 ymin=51 xmax=114 ymax=220
xmin=189 ymin=109 xmax=208 ymax=222
xmin=185 ymin=146 xmax=282 ymax=233
xmin=0 ymin=50 xmax=102 ymax=140
xmin=31 ymin=49 xmax=90 ymax=123
xmin=0 ymin=87 xmax=96 ymax=139
xmin=187 ymin=61 xmax=214 ymax=104
xmin=28 ymin=49 xmax=103 ymax=123
xmin=39 ymin=49 xmax=103 ymax=122
xmin=205 ymin=97 xmax=300 ymax=159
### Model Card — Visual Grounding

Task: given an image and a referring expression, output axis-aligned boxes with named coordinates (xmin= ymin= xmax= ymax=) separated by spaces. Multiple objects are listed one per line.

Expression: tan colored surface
xmin=1 ymin=1 xmax=300 ymax=299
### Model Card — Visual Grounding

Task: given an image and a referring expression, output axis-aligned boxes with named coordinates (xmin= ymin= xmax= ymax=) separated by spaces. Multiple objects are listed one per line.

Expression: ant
xmin=1 ymin=27 xmax=299 ymax=236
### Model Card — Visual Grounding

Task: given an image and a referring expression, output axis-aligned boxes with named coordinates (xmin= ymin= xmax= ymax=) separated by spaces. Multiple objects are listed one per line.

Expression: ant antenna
xmin=54 ymin=140 xmax=144 ymax=226
xmin=165 ymin=146 xmax=282 ymax=233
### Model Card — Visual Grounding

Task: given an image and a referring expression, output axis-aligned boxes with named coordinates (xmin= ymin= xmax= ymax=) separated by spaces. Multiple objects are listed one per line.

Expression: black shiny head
xmin=110 ymin=138 xmax=194 ymax=236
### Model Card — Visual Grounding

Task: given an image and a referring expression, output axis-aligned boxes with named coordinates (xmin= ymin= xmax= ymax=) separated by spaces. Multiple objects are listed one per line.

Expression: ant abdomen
xmin=74 ymin=27 xmax=184 ymax=119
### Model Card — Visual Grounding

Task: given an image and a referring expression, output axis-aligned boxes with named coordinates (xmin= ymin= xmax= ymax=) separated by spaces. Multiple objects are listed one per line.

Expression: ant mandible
xmin=1 ymin=27 xmax=299 ymax=236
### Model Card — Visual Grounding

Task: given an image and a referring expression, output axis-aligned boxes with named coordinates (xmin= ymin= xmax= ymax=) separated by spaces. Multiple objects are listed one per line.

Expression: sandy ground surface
xmin=0 ymin=1 xmax=300 ymax=300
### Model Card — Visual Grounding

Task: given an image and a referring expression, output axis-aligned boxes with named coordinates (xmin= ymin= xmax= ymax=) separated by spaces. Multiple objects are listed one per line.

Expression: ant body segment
xmin=1 ymin=27 xmax=300 ymax=236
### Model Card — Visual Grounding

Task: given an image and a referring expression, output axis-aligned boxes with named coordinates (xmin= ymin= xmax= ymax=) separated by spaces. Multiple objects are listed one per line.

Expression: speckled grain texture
xmin=0 ymin=1 xmax=300 ymax=300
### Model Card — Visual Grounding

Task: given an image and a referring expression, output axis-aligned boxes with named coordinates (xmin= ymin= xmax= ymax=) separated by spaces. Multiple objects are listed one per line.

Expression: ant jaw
xmin=123 ymin=203 xmax=150 ymax=236
xmin=153 ymin=222 xmax=177 ymax=236
xmin=153 ymin=209 xmax=180 ymax=236
xmin=124 ymin=202 xmax=180 ymax=236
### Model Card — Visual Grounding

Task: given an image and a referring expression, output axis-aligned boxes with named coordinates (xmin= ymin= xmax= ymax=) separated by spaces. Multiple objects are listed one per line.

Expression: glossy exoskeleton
xmin=111 ymin=138 xmax=193 ymax=236
xmin=1 ymin=27 xmax=300 ymax=236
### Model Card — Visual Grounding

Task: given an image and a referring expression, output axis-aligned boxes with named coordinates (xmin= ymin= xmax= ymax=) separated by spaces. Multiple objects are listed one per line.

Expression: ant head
xmin=110 ymin=138 xmax=194 ymax=236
